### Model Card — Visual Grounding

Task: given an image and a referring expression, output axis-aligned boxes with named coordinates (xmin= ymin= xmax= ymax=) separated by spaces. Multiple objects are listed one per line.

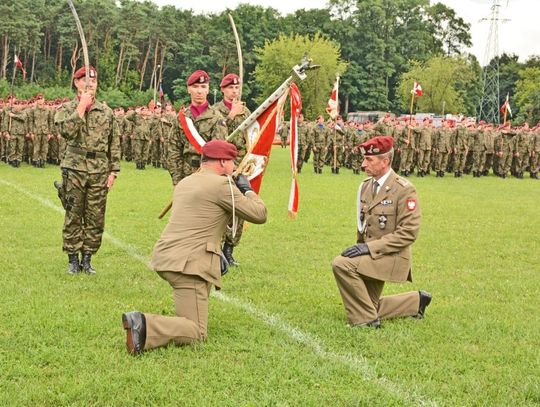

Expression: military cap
xmin=73 ymin=65 xmax=97 ymax=79
xmin=220 ymin=73 xmax=241 ymax=88
xmin=360 ymin=136 xmax=394 ymax=156
xmin=202 ymin=140 xmax=238 ymax=160
xmin=187 ymin=70 xmax=210 ymax=86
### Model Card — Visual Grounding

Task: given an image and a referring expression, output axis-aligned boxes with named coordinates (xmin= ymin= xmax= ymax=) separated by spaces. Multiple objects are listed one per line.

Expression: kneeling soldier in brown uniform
xmin=332 ymin=136 xmax=431 ymax=328
xmin=122 ymin=140 xmax=267 ymax=354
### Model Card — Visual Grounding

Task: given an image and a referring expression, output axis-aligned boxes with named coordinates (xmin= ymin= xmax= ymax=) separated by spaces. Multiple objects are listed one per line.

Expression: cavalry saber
xmin=226 ymin=56 xmax=319 ymax=142
xmin=228 ymin=13 xmax=243 ymax=101
xmin=67 ymin=0 xmax=90 ymax=88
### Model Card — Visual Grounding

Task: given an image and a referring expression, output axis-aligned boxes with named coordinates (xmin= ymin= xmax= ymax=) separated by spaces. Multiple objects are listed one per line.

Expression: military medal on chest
xmin=378 ymin=215 xmax=387 ymax=229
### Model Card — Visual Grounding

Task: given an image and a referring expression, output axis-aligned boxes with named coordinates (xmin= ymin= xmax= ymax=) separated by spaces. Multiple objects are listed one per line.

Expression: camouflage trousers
xmin=132 ymin=139 xmax=150 ymax=164
xmin=530 ymin=153 xmax=540 ymax=173
xmin=8 ymin=134 xmax=24 ymax=162
xmin=399 ymin=147 xmax=414 ymax=172
xmin=224 ymin=218 xmax=245 ymax=247
xmin=61 ymin=168 xmax=109 ymax=255
xmin=454 ymin=150 xmax=467 ymax=172
xmin=513 ymin=151 xmax=530 ymax=173
xmin=182 ymin=152 xmax=201 ymax=178
xmin=122 ymin=136 xmax=132 ymax=161
xmin=472 ymin=151 xmax=486 ymax=172
xmin=33 ymin=134 xmax=49 ymax=161
xmin=496 ymin=151 xmax=512 ymax=175
xmin=417 ymin=149 xmax=431 ymax=172
xmin=434 ymin=152 xmax=449 ymax=172
xmin=483 ymin=153 xmax=494 ymax=173
xmin=312 ymin=147 xmax=326 ymax=172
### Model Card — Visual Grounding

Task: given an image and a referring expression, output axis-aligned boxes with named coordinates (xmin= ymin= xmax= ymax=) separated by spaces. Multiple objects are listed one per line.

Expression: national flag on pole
xmin=239 ymin=91 xmax=288 ymax=194
xmin=500 ymin=93 xmax=512 ymax=117
xmin=159 ymin=82 xmax=164 ymax=103
xmin=326 ymin=75 xmax=339 ymax=119
xmin=288 ymin=82 xmax=302 ymax=218
xmin=14 ymin=54 xmax=26 ymax=79
xmin=411 ymin=82 xmax=423 ymax=97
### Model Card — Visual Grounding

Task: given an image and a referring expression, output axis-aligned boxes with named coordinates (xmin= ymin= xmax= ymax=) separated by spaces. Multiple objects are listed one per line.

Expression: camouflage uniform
xmin=415 ymin=123 xmax=432 ymax=176
xmin=122 ymin=112 xmax=134 ymax=161
xmin=513 ymin=129 xmax=531 ymax=178
xmin=349 ymin=125 xmax=363 ymax=174
xmin=7 ymin=107 xmax=27 ymax=166
xmin=297 ymin=119 xmax=310 ymax=172
xmin=0 ymin=105 xmax=7 ymax=162
xmin=214 ymin=99 xmax=251 ymax=250
xmin=433 ymin=125 xmax=452 ymax=177
xmin=483 ymin=127 xmax=496 ymax=175
xmin=31 ymin=104 xmax=52 ymax=167
xmin=168 ymin=104 xmax=227 ymax=185
xmin=495 ymin=127 xmax=515 ymax=178
xmin=54 ymin=99 xmax=120 ymax=255
xmin=530 ymin=129 xmax=540 ymax=179
xmin=399 ymin=124 xmax=416 ymax=176
xmin=470 ymin=127 xmax=486 ymax=177
xmin=148 ymin=113 xmax=163 ymax=167
xmin=279 ymin=121 xmax=289 ymax=148
xmin=327 ymin=124 xmax=346 ymax=173
xmin=309 ymin=123 xmax=329 ymax=173
xmin=452 ymin=124 xmax=469 ymax=177
xmin=126 ymin=110 xmax=150 ymax=169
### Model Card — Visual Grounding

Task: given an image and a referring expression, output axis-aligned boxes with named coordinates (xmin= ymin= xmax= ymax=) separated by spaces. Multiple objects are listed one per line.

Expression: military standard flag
xmin=14 ymin=54 xmax=26 ymax=79
xmin=411 ymin=82 xmax=423 ymax=97
xmin=326 ymin=75 xmax=339 ymax=119
xmin=500 ymin=93 xmax=512 ymax=117
xmin=288 ymin=82 xmax=302 ymax=218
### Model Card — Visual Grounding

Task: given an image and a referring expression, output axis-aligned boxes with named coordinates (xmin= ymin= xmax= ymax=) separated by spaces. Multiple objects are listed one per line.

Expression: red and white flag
xmin=14 ymin=54 xmax=26 ymax=79
xmin=500 ymin=93 xmax=512 ymax=117
xmin=288 ymin=82 xmax=302 ymax=218
xmin=326 ymin=75 xmax=339 ymax=119
xmin=411 ymin=82 xmax=423 ymax=97
xmin=238 ymin=91 xmax=288 ymax=194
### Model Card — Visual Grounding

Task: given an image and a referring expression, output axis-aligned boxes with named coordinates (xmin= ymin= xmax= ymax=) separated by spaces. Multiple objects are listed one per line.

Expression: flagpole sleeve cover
xmin=359 ymin=136 xmax=394 ymax=156
xmin=187 ymin=70 xmax=210 ymax=86
xmin=202 ymin=140 xmax=238 ymax=160
xmin=220 ymin=73 xmax=241 ymax=88
xmin=73 ymin=65 xmax=97 ymax=79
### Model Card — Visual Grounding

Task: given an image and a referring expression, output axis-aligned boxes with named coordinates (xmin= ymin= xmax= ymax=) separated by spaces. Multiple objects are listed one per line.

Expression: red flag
xmin=14 ymin=54 xmax=26 ymax=79
xmin=411 ymin=82 xmax=423 ymax=97
xmin=288 ymin=82 xmax=302 ymax=218
xmin=326 ymin=76 xmax=339 ymax=119
xmin=237 ymin=91 xmax=288 ymax=194
xmin=500 ymin=93 xmax=512 ymax=117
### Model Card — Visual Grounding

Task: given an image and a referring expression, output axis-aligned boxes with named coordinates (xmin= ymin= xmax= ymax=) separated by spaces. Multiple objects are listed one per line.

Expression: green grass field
xmin=1 ymin=147 xmax=539 ymax=406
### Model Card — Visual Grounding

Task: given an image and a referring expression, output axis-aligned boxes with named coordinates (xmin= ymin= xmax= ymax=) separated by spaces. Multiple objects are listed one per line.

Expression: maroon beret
xmin=187 ymin=70 xmax=210 ymax=86
xmin=220 ymin=73 xmax=240 ymax=88
xmin=360 ymin=136 xmax=394 ymax=156
xmin=73 ymin=65 xmax=97 ymax=79
xmin=202 ymin=140 xmax=238 ymax=160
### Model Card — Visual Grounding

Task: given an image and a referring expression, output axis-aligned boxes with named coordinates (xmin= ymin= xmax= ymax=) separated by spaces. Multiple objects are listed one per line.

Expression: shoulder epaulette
xmin=395 ymin=176 xmax=410 ymax=187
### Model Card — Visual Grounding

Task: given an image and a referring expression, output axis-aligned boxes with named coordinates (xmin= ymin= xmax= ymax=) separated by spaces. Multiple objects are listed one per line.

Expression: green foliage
xmin=399 ymin=56 xmax=479 ymax=115
xmin=514 ymin=67 xmax=540 ymax=125
xmin=254 ymin=33 xmax=347 ymax=120
xmin=0 ymin=150 xmax=539 ymax=406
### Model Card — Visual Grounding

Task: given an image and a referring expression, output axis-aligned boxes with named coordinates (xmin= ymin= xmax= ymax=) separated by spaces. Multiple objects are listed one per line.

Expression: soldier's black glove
xmin=234 ymin=174 xmax=253 ymax=195
xmin=341 ymin=243 xmax=370 ymax=258
xmin=220 ymin=252 xmax=229 ymax=276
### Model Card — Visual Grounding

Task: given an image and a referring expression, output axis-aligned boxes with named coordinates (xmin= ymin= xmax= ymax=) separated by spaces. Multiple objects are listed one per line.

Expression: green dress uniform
xmin=54 ymin=99 xmax=120 ymax=256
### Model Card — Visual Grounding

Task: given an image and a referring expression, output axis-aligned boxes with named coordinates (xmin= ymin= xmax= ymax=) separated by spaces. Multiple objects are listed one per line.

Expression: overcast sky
xmin=152 ymin=0 xmax=540 ymax=63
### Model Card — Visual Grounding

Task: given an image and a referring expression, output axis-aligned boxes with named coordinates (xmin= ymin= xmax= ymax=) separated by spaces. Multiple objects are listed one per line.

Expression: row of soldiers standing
xmin=0 ymin=96 xmax=69 ymax=168
xmin=287 ymin=113 xmax=540 ymax=179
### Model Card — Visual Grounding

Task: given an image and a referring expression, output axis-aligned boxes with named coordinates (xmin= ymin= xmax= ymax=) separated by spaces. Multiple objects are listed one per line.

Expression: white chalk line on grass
xmin=0 ymin=177 xmax=437 ymax=407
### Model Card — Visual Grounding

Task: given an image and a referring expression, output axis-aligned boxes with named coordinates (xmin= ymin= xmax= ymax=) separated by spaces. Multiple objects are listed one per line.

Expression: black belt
xmin=67 ymin=146 xmax=107 ymax=159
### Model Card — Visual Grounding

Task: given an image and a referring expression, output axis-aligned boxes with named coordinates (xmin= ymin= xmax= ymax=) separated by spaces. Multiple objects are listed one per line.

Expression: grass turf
xmin=0 ymin=147 xmax=539 ymax=406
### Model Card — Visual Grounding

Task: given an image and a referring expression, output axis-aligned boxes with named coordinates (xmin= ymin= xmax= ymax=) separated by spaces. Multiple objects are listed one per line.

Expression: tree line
xmin=1 ymin=0 xmax=539 ymax=123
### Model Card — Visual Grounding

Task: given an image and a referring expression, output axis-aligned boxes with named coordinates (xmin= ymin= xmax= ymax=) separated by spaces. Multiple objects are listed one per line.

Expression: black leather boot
xmin=81 ymin=253 xmax=96 ymax=275
xmin=222 ymin=243 xmax=238 ymax=266
xmin=67 ymin=253 xmax=81 ymax=275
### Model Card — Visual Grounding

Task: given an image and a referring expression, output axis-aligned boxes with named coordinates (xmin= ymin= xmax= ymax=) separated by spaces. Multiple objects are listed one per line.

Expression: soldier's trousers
xmin=8 ymin=135 xmax=24 ymax=162
xmin=144 ymin=272 xmax=211 ymax=349
xmin=151 ymin=138 xmax=161 ymax=164
xmin=484 ymin=153 xmax=494 ymax=173
xmin=224 ymin=218 xmax=244 ymax=247
xmin=531 ymin=153 xmax=539 ymax=173
xmin=434 ymin=152 xmax=449 ymax=172
xmin=399 ymin=148 xmax=414 ymax=172
xmin=0 ymin=137 xmax=8 ymax=160
xmin=454 ymin=150 xmax=467 ymax=172
xmin=33 ymin=134 xmax=49 ymax=162
xmin=48 ymin=138 xmax=59 ymax=163
xmin=312 ymin=148 xmax=326 ymax=172
xmin=332 ymin=255 xmax=420 ymax=325
xmin=132 ymin=139 xmax=149 ymax=164
xmin=497 ymin=151 xmax=512 ymax=175
xmin=417 ymin=149 xmax=431 ymax=171
xmin=514 ymin=151 xmax=529 ymax=173
xmin=122 ymin=136 xmax=132 ymax=161
xmin=350 ymin=152 xmax=362 ymax=173
xmin=61 ymin=169 xmax=109 ymax=255
xmin=472 ymin=151 xmax=486 ymax=172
